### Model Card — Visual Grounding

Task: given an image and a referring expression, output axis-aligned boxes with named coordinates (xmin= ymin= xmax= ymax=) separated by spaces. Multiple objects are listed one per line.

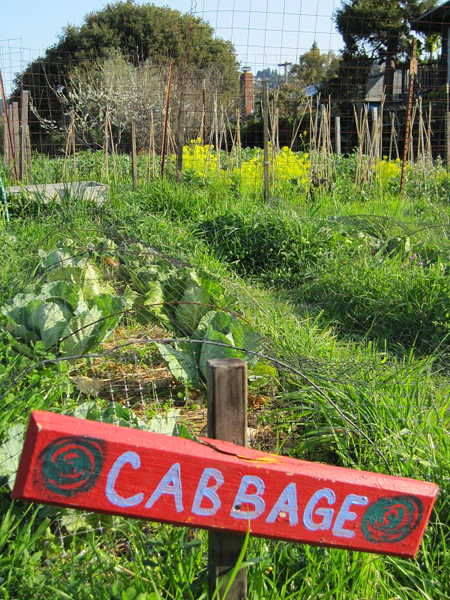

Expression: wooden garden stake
xmin=20 ymin=90 xmax=32 ymax=183
xmin=131 ymin=122 xmax=138 ymax=190
xmin=207 ymin=358 xmax=248 ymax=600
xmin=147 ymin=110 xmax=156 ymax=180
xmin=202 ymin=79 xmax=207 ymax=146
xmin=107 ymin=112 xmax=118 ymax=189
xmin=400 ymin=39 xmax=418 ymax=195
xmin=71 ymin=110 xmax=77 ymax=176
xmin=176 ymin=90 xmax=185 ymax=182
xmin=160 ymin=61 xmax=174 ymax=177
xmin=104 ymin=108 xmax=109 ymax=183
xmin=0 ymin=69 xmax=18 ymax=180
xmin=263 ymin=81 xmax=270 ymax=202
xmin=335 ymin=116 xmax=341 ymax=154
xmin=12 ymin=102 xmax=20 ymax=174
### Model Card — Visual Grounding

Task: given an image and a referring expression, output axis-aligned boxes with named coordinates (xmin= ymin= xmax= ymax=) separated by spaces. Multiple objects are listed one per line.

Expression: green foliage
xmin=290 ymin=42 xmax=341 ymax=86
xmin=334 ymin=0 xmax=437 ymax=100
xmin=2 ymin=246 xmax=133 ymax=357
xmin=335 ymin=0 xmax=437 ymax=58
xmin=16 ymin=1 xmax=239 ymax=148
xmin=1 ymin=152 xmax=450 ymax=599
xmin=117 ymin=241 xmax=262 ymax=385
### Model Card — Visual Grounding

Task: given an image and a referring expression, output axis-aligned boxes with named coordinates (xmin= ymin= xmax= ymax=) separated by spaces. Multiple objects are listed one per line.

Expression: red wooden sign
xmin=13 ymin=411 xmax=438 ymax=558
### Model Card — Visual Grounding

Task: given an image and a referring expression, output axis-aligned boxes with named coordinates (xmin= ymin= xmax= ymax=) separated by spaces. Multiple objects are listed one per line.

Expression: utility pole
xmin=278 ymin=61 xmax=292 ymax=84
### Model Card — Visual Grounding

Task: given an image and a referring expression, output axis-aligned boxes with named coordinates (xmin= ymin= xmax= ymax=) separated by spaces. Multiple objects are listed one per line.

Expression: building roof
xmin=411 ymin=1 xmax=450 ymax=33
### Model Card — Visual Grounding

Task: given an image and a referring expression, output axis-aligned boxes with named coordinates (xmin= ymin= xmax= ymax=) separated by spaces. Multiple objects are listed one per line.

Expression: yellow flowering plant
xmin=173 ymin=139 xmax=311 ymax=198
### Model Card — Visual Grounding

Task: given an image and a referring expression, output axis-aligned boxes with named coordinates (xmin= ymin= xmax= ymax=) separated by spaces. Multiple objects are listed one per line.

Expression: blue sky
xmin=0 ymin=0 xmax=344 ymax=91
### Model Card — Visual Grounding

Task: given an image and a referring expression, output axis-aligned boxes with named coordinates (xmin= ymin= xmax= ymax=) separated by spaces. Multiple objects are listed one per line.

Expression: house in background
xmin=361 ymin=2 xmax=450 ymax=107
xmin=411 ymin=0 xmax=450 ymax=89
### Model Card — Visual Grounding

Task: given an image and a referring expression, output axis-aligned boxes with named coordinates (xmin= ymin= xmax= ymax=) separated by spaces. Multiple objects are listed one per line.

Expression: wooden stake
xmin=389 ymin=112 xmax=395 ymax=161
xmin=147 ymin=109 xmax=156 ymax=180
xmin=202 ymin=79 xmax=207 ymax=146
xmin=213 ymin=93 xmax=220 ymax=174
xmin=12 ymin=102 xmax=20 ymax=173
xmin=400 ymin=39 xmax=417 ymax=194
xmin=207 ymin=358 xmax=248 ymax=600
xmin=103 ymin=108 xmax=109 ymax=183
xmin=109 ymin=115 xmax=118 ymax=189
xmin=131 ymin=122 xmax=138 ymax=190
xmin=335 ymin=116 xmax=341 ymax=154
xmin=160 ymin=61 xmax=174 ymax=177
xmin=20 ymin=90 xmax=32 ymax=182
xmin=371 ymin=107 xmax=379 ymax=159
xmin=71 ymin=110 xmax=77 ymax=177
xmin=176 ymin=92 xmax=185 ymax=182
xmin=0 ymin=69 xmax=18 ymax=181
xmin=263 ymin=81 xmax=270 ymax=202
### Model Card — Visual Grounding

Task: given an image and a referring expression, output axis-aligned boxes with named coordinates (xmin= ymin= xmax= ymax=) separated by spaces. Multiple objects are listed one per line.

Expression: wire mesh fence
xmin=2 ymin=1 xmax=450 ymax=199
xmin=1 ymin=2 xmax=450 ymax=598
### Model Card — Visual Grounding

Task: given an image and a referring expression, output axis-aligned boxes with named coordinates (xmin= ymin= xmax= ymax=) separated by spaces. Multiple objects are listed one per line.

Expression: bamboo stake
xmin=201 ymin=79 xmax=207 ymax=146
xmin=160 ymin=60 xmax=174 ymax=177
xmin=213 ymin=94 xmax=220 ymax=174
xmin=426 ymin=102 xmax=432 ymax=160
xmin=147 ymin=109 xmax=156 ymax=180
xmin=131 ymin=122 xmax=138 ymax=190
xmin=106 ymin=111 xmax=118 ymax=188
xmin=71 ymin=110 xmax=77 ymax=177
xmin=400 ymin=39 xmax=417 ymax=195
xmin=103 ymin=107 xmax=109 ymax=183
xmin=176 ymin=89 xmax=185 ymax=182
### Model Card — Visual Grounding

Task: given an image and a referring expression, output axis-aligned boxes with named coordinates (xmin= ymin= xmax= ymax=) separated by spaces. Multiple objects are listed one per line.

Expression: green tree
xmin=15 ymin=1 xmax=238 ymax=150
xmin=291 ymin=43 xmax=341 ymax=86
xmin=334 ymin=0 xmax=437 ymax=101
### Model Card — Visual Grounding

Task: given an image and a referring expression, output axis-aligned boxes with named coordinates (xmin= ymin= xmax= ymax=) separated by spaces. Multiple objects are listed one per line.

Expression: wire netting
xmin=1 ymin=2 xmax=450 ymax=598
xmin=2 ymin=1 xmax=450 ymax=196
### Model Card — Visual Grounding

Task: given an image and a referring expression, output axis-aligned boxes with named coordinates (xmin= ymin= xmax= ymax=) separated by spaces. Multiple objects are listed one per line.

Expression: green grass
xmin=0 ymin=153 xmax=449 ymax=599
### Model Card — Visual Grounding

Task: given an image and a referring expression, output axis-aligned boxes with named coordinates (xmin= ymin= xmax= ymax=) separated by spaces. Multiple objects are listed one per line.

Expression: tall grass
xmin=0 ymin=153 xmax=449 ymax=598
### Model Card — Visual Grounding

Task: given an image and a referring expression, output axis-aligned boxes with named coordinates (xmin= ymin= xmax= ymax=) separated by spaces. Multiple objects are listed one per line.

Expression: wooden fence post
xmin=207 ymin=358 xmax=248 ymax=600
xmin=335 ymin=116 xmax=341 ymax=154
xmin=20 ymin=90 xmax=32 ymax=183
xmin=131 ymin=122 xmax=138 ymax=190
xmin=0 ymin=69 xmax=18 ymax=181
xmin=12 ymin=102 xmax=20 ymax=175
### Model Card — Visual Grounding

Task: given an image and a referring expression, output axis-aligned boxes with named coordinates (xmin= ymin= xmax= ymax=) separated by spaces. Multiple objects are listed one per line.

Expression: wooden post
xmin=202 ymin=79 xmax=207 ymax=146
xmin=20 ymin=90 xmax=32 ymax=182
xmin=371 ymin=107 xmax=379 ymax=159
xmin=400 ymin=39 xmax=418 ymax=195
xmin=71 ymin=110 xmax=77 ymax=177
xmin=131 ymin=122 xmax=138 ymax=190
xmin=207 ymin=358 xmax=248 ymax=600
xmin=0 ymin=69 xmax=18 ymax=181
xmin=3 ymin=114 xmax=9 ymax=168
xmin=176 ymin=91 xmax=185 ymax=182
xmin=104 ymin=108 xmax=109 ymax=183
xmin=335 ymin=116 xmax=341 ymax=154
xmin=12 ymin=102 xmax=20 ymax=174
xmin=160 ymin=61 xmax=174 ymax=178
xmin=263 ymin=81 xmax=270 ymax=202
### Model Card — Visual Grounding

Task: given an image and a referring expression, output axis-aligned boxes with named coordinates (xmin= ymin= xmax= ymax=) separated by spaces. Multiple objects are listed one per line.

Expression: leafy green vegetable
xmin=0 ymin=424 xmax=25 ymax=490
xmin=2 ymin=249 xmax=133 ymax=357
